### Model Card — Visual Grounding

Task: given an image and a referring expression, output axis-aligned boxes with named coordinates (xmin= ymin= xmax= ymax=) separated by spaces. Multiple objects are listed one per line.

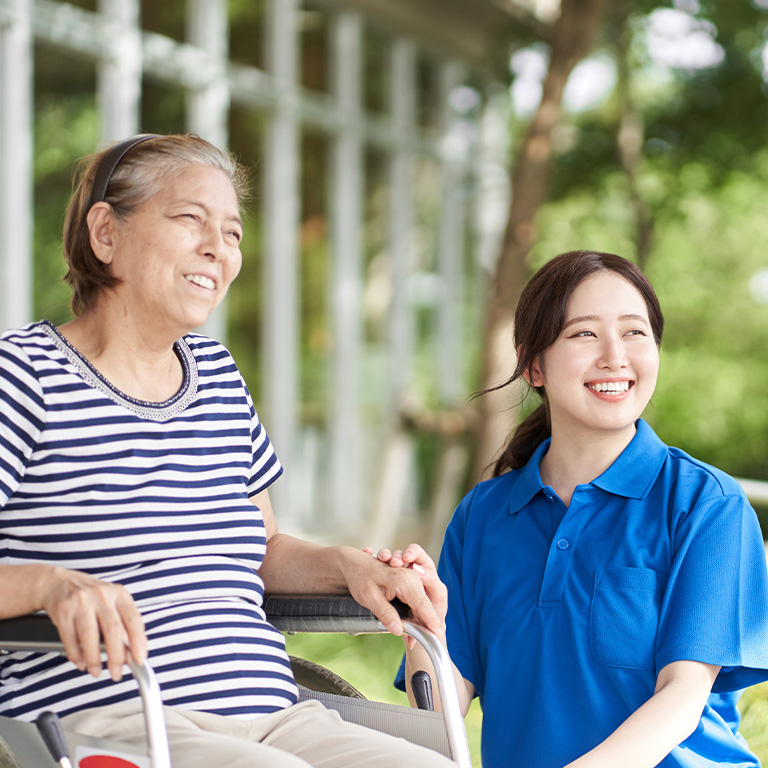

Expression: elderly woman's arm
xmin=253 ymin=490 xmax=444 ymax=638
xmin=0 ymin=563 xmax=146 ymax=681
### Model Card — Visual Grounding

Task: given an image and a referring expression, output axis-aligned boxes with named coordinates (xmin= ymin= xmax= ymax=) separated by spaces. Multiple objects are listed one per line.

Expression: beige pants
xmin=62 ymin=699 xmax=456 ymax=768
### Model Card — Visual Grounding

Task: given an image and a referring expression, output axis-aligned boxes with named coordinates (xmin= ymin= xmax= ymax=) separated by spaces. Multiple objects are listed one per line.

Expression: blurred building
xmin=0 ymin=0 xmax=513 ymax=543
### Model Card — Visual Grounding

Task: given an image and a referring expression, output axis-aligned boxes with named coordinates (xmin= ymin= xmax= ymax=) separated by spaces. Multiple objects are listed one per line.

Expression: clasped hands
xmin=361 ymin=544 xmax=447 ymax=649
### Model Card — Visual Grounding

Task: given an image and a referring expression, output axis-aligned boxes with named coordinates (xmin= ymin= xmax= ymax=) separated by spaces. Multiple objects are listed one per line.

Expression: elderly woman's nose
xmin=199 ymin=224 xmax=226 ymax=259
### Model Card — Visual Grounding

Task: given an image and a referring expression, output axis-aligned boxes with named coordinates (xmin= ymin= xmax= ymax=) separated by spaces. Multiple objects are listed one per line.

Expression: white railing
xmin=737 ymin=478 xmax=768 ymax=507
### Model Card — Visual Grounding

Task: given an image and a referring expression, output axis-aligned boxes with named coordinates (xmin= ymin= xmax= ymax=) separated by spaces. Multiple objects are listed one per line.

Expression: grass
xmin=286 ymin=633 xmax=768 ymax=767
xmin=739 ymin=682 xmax=768 ymax=759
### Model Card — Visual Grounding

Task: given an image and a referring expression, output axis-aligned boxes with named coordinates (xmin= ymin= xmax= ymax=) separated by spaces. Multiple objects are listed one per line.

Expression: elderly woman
xmin=0 ymin=134 xmax=450 ymax=768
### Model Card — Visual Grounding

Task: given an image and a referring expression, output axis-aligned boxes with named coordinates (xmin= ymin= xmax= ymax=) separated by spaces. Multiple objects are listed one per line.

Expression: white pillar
xmin=263 ymin=0 xmax=300 ymax=523
xmin=0 ymin=0 xmax=33 ymax=332
xmin=388 ymin=38 xmax=417 ymax=403
xmin=97 ymin=0 xmax=141 ymax=141
xmin=436 ymin=60 xmax=468 ymax=406
xmin=328 ymin=11 xmax=364 ymax=525
xmin=187 ymin=0 xmax=230 ymax=343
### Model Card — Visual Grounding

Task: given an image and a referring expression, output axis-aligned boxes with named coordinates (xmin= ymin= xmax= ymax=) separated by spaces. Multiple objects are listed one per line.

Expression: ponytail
xmin=493 ymin=400 xmax=550 ymax=476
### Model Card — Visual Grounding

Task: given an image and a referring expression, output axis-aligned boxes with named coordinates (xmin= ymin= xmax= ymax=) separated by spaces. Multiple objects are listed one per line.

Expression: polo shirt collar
xmin=590 ymin=419 xmax=667 ymax=499
xmin=506 ymin=418 xmax=667 ymax=513
xmin=507 ymin=439 xmax=551 ymax=515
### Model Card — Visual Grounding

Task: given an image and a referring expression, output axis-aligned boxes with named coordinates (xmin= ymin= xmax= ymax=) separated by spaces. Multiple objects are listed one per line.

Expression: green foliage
xmin=646 ymin=167 xmax=768 ymax=479
xmin=535 ymin=162 xmax=768 ymax=483
xmin=530 ymin=1 xmax=768 ymax=489
xmin=740 ymin=682 xmax=768 ymax=761
xmin=32 ymin=95 xmax=99 ymax=325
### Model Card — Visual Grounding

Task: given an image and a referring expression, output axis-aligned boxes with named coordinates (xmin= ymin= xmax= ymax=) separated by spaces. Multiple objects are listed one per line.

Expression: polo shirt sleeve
xmin=438 ymin=489 xmax=483 ymax=694
xmin=393 ymin=487 xmax=481 ymax=694
xmin=655 ymin=491 xmax=768 ymax=692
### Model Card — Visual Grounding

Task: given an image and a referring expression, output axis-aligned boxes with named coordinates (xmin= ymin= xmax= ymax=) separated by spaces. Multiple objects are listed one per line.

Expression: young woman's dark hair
xmin=490 ymin=250 xmax=664 ymax=476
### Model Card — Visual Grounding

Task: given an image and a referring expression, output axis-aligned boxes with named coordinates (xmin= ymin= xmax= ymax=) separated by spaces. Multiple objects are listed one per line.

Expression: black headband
xmin=88 ymin=134 xmax=161 ymax=210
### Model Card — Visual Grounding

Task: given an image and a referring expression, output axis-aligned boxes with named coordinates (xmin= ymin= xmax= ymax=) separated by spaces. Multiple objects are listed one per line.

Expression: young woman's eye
xmin=570 ymin=330 xmax=594 ymax=338
xmin=626 ymin=329 xmax=647 ymax=337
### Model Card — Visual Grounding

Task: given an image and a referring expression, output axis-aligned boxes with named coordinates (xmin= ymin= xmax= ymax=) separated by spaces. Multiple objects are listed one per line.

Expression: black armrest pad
xmin=0 ymin=596 xmax=413 ymax=647
xmin=0 ymin=614 xmax=62 ymax=649
xmin=263 ymin=594 xmax=410 ymax=633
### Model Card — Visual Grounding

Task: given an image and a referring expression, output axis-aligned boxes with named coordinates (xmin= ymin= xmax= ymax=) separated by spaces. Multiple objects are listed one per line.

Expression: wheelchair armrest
xmin=0 ymin=614 xmax=63 ymax=652
xmin=263 ymin=593 xmax=410 ymax=634
xmin=264 ymin=595 xmax=471 ymax=768
xmin=0 ymin=614 xmax=171 ymax=768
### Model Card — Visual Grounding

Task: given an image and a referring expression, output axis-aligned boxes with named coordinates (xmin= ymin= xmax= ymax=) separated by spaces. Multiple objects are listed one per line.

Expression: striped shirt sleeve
xmin=0 ymin=338 xmax=46 ymax=508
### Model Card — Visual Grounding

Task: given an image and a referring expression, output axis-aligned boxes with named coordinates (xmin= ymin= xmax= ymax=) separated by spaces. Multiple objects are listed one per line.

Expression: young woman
xmin=0 ymin=134 xmax=451 ymax=768
xmin=378 ymin=250 xmax=768 ymax=767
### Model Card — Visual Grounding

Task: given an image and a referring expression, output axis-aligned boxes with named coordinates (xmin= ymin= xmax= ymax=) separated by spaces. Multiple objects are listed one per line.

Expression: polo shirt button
xmin=556 ymin=538 xmax=569 ymax=550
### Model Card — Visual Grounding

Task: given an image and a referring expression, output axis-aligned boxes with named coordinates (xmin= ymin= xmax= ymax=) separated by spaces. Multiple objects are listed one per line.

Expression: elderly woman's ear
xmin=86 ymin=202 xmax=116 ymax=266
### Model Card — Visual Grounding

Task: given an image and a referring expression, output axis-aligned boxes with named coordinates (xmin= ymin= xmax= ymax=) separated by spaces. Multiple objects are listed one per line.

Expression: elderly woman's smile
xmin=185 ymin=273 xmax=217 ymax=291
xmin=103 ymin=163 xmax=243 ymax=338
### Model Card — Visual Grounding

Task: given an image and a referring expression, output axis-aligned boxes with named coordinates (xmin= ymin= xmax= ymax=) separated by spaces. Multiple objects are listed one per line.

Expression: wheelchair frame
xmin=0 ymin=595 xmax=471 ymax=768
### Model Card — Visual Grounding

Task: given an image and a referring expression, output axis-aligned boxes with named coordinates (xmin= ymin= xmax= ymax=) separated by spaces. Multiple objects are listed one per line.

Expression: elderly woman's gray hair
xmin=62 ymin=134 xmax=248 ymax=316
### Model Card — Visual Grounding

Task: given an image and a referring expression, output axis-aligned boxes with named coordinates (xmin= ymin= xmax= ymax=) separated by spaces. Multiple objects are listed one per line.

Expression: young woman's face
xmin=104 ymin=164 xmax=243 ymax=336
xmin=528 ymin=271 xmax=660 ymax=443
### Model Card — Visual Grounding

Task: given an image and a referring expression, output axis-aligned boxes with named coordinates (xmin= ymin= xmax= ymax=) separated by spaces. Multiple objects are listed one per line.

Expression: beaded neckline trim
xmin=39 ymin=321 xmax=199 ymax=421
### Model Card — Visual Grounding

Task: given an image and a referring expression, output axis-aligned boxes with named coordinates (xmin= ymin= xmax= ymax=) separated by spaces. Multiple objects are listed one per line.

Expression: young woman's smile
xmin=585 ymin=378 xmax=633 ymax=400
xmin=528 ymin=271 xmax=660 ymax=442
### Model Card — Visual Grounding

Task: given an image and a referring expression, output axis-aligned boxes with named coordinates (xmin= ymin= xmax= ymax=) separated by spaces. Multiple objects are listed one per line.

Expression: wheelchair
xmin=0 ymin=595 xmax=471 ymax=768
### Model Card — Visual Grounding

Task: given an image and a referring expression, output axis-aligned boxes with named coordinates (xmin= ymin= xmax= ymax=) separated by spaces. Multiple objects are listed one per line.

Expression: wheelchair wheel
xmin=289 ymin=656 xmax=366 ymax=699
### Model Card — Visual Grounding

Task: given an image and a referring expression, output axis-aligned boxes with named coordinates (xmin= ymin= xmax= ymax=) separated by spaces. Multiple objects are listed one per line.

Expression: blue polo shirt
xmin=399 ymin=420 xmax=768 ymax=767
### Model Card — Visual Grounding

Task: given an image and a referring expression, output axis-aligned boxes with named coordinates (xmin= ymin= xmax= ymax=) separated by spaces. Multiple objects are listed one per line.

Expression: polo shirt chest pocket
xmin=589 ymin=566 xmax=667 ymax=670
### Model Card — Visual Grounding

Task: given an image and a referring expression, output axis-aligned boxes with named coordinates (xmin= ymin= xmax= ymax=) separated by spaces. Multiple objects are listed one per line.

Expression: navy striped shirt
xmin=0 ymin=322 xmax=298 ymax=721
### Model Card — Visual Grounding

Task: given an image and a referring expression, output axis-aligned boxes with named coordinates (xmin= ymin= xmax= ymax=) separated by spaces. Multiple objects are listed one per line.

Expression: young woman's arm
xmin=403 ymin=623 xmax=476 ymax=715
xmin=364 ymin=543 xmax=476 ymax=716
xmin=565 ymin=660 xmax=720 ymax=768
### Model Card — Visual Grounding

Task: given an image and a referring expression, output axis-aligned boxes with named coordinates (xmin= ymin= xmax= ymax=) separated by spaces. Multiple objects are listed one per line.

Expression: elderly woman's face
xmin=105 ymin=164 xmax=243 ymax=334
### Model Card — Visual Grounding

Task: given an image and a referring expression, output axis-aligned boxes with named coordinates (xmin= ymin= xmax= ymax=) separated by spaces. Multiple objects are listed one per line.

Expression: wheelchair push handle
xmin=35 ymin=711 xmax=73 ymax=768
xmin=410 ymin=670 xmax=434 ymax=711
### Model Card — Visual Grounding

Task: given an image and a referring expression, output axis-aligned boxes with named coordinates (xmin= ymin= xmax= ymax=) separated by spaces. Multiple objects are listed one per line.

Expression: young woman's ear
xmin=86 ymin=202 xmax=116 ymax=265
xmin=520 ymin=350 xmax=545 ymax=388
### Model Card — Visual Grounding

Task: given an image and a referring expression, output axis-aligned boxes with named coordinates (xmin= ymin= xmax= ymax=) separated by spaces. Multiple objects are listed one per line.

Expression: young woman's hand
xmin=363 ymin=543 xmax=446 ymax=647
xmin=364 ymin=543 xmax=436 ymax=571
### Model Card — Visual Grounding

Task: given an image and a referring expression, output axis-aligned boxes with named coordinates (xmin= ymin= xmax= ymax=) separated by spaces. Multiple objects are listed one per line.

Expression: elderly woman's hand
xmin=361 ymin=544 xmax=446 ymax=648
xmin=38 ymin=567 xmax=146 ymax=682
xmin=345 ymin=545 xmax=446 ymax=642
